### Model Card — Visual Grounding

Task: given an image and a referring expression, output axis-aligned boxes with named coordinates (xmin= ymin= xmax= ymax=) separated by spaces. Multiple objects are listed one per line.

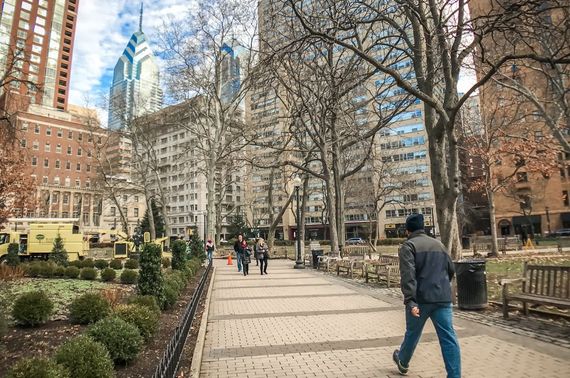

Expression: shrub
xmin=6 ymin=357 xmax=69 ymax=378
xmin=68 ymin=260 xmax=83 ymax=268
xmin=6 ymin=243 xmax=20 ymax=266
xmin=100 ymin=268 xmax=116 ymax=282
xmin=188 ymin=233 xmax=206 ymax=262
xmin=161 ymin=257 xmax=171 ymax=268
xmin=87 ymin=317 xmax=143 ymax=363
xmin=23 ymin=262 xmax=42 ymax=278
xmin=64 ymin=266 xmax=80 ymax=279
xmin=109 ymin=259 xmax=123 ymax=270
xmin=161 ymin=281 xmax=179 ymax=310
xmin=12 ymin=291 xmax=53 ymax=327
xmin=69 ymin=292 xmax=111 ymax=325
xmin=114 ymin=304 xmax=159 ymax=342
xmin=80 ymin=267 xmax=97 ymax=280
xmin=127 ymin=295 xmax=161 ymax=316
xmin=166 ymin=272 xmax=186 ymax=294
xmin=38 ymin=261 xmax=56 ymax=278
xmin=55 ymin=335 xmax=114 ymax=378
xmin=171 ymin=240 xmax=188 ymax=271
xmin=120 ymin=269 xmax=138 ymax=284
xmin=138 ymin=243 xmax=164 ymax=305
xmin=49 ymin=234 xmax=68 ymax=267
xmin=124 ymin=258 xmax=139 ymax=269
xmin=94 ymin=259 xmax=109 ymax=270
xmin=81 ymin=258 xmax=95 ymax=268
xmin=54 ymin=265 xmax=66 ymax=277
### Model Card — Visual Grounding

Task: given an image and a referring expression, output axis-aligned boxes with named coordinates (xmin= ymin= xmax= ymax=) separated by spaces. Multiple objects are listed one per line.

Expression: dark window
xmin=564 ymin=191 xmax=569 ymax=207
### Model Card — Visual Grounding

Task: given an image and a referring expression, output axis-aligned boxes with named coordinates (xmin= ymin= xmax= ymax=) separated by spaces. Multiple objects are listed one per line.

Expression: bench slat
xmin=507 ymin=293 xmax=570 ymax=308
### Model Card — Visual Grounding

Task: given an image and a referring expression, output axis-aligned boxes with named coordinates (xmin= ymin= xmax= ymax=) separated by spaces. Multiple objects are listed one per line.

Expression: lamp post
xmin=293 ymin=176 xmax=304 ymax=269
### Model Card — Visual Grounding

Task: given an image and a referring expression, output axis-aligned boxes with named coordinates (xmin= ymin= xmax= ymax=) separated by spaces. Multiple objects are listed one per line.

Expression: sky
xmin=68 ymin=0 xmax=191 ymax=112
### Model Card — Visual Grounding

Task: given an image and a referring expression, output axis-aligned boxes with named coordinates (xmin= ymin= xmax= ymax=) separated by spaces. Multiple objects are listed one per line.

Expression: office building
xmin=0 ymin=0 xmax=79 ymax=111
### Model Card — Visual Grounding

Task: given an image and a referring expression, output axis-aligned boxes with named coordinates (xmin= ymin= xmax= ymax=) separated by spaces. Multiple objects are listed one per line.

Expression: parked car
xmin=553 ymin=228 xmax=570 ymax=237
xmin=346 ymin=237 xmax=365 ymax=245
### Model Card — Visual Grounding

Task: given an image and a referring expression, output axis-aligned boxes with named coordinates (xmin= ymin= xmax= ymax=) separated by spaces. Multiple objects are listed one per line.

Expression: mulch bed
xmin=0 ymin=267 xmax=210 ymax=377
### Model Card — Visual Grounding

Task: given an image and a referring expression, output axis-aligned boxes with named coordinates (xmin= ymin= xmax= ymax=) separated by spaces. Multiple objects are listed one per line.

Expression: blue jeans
xmin=207 ymin=250 xmax=213 ymax=262
xmin=236 ymin=253 xmax=243 ymax=272
xmin=399 ymin=303 xmax=461 ymax=378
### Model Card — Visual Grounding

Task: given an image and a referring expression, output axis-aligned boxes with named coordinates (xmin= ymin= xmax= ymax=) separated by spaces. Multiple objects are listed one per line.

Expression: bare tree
xmin=281 ymin=0 xmax=570 ymax=258
xmin=157 ymin=0 xmax=258 ymax=242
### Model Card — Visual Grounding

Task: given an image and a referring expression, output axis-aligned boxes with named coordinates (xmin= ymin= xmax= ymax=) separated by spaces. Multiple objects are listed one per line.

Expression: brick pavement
xmin=198 ymin=260 xmax=569 ymax=377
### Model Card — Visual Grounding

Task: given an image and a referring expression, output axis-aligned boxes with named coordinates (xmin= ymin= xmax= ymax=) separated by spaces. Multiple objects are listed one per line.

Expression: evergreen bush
xmin=138 ymin=243 xmax=164 ymax=305
xmin=55 ymin=335 xmax=114 ymax=378
xmin=23 ymin=262 xmax=41 ymax=277
xmin=80 ymin=267 xmax=97 ymax=280
xmin=38 ymin=261 xmax=56 ymax=278
xmin=188 ymin=233 xmax=206 ymax=262
xmin=53 ymin=265 xmax=66 ymax=277
xmin=94 ymin=259 xmax=109 ymax=270
xmin=81 ymin=258 xmax=95 ymax=268
xmin=0 ymin=309 xmax=7 ymax=338
xmin=6 ymin=243 xmax=20 ymax=266
xmin=127 ymin=295 xmax=161 ymax=316
xmin=6 ymin=357 xmax=69 ymax=378
xmin=69 ymin=292 xmax=111 ymax=325
xmin=100 ymin=268 xmax=116 ymax=282
xmin=64 ymin=266 xmax=80 ymax=279
xmin=120 ymin=269 xmax=138 ymax=284
xmin=161 ymin=257 xmax=171 ymax=268
xmin=49 ymin=234 xmax=68 ymax=266
xmin=87 ymin=317 xmax=143 ymax=363
xmin=114 ymin=304 xmax=159 ymax=342
xmin=171 ymin=240 xmax=188 ymax=271
xmin=68 ymin=260 xmax=83 ymax=268
xmin=11 ymin=291 xmax=53 ymax=327
xmin=124 ymin=258 xmax=139 ymax=269
xmin=109 ymin=259 xmax=123 ymax=270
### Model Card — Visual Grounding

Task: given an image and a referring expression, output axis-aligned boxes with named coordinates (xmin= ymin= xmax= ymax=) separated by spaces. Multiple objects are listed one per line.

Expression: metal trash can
xmin=454 ymin=260 xmax=488 ymax=310
xmin=311 ymin=250 xmax=324 ymax=269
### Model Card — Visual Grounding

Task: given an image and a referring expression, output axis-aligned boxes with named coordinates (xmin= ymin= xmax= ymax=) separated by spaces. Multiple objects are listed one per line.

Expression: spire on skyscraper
xmin=139 ymin=2 xmax=144 ymax=32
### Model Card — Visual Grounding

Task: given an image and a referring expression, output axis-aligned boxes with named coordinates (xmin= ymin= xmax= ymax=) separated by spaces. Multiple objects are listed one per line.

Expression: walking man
xmin=233 ymin=234 xmax=245 ymax=273
xmin=393 ymin=213 xmax=461 ymax=377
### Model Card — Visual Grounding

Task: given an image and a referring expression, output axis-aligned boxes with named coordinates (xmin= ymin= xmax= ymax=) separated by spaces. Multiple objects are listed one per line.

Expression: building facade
xmin=13 ymin=104 xmax=106 ymax=227
xmin=107 ymin=4 xmax=162 ymax=130
xmin=0 ymin=0 xmax=79 ymax=111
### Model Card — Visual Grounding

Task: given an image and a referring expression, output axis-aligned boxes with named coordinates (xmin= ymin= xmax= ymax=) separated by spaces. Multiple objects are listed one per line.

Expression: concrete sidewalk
xmin=197 ymin=260 xmax=569 ymax=378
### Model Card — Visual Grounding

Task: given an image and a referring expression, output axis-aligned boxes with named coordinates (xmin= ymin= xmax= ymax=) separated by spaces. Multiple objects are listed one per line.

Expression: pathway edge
xmin=190 ymin=265 xmax=216 ymax=378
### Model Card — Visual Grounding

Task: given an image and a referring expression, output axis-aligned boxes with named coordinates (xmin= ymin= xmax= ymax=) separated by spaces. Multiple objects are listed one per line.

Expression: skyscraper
xmin=107 ymin=3 xmax=162 ymax=130
xmin=220 ymin=43 xmax=241 ymax=104
xmin=0 ymin=0 xmax=79 ymax=111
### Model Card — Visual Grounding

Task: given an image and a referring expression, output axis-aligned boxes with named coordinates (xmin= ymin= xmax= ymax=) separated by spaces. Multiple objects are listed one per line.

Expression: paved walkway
xmin=198 ymin=260 xmax=569 ymax=378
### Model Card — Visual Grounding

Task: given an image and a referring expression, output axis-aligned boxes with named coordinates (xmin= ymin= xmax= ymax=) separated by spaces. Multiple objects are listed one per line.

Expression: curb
xmin=189 ymin=265 xmax=216 ymax=378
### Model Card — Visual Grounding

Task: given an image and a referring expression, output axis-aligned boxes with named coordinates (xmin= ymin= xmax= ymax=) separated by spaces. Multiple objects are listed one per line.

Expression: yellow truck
xmin=0 ymin=223 xmax=89 ymax=262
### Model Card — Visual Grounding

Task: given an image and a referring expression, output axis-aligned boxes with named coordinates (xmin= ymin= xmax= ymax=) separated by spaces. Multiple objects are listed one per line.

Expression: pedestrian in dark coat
xmin=256 ymin=238 xmax=269 ymax=275
xmin=393 ymin=213 xmax=461 ymax=378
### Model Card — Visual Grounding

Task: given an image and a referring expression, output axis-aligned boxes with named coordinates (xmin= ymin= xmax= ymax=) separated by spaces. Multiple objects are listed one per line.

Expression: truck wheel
xmin=0 ymin=255 xmax=7 ymax=265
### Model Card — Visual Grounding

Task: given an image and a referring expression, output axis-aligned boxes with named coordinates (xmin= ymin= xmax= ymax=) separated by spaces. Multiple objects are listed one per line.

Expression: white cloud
xmin=69 ymin=0 xmax=194 ymax=117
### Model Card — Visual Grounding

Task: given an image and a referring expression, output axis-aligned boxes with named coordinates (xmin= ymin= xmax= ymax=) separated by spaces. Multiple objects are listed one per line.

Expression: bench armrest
xmin=499 ymin=278 xmax=525 ymax=286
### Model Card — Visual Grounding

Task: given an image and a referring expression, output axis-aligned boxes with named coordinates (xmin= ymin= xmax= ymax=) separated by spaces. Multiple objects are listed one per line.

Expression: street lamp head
xmin=292 ymin=176 xmax=302 ymax=188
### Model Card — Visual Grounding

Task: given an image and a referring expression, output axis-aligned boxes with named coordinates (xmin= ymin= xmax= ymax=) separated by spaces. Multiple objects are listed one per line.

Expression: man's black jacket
xmin=398 ymin=230 xmax=455 ymax=309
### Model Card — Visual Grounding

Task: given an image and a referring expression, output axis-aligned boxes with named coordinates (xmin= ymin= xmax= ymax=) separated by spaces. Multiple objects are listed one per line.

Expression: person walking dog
xmin=393 ymin=213 xmax=461 ymax=377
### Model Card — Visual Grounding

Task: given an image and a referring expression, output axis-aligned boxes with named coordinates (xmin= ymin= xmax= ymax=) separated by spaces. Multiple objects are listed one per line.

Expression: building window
xmin=46 ymin=127 xmax=52 ymax=136
xmin=57 ymin=129 xmax=63 ymax=137
xmin=78 ymin=132 xmax=82 ymax=141
xmin=35 ymin=124 xmax=40 ymax=134
xmin=66 ymin=161 xmax=71 ymax=170
xmin=31 ymin=157 xmax=37 ymax=166
xmin=65 ymin=177 xmax=70 ymax=187
xmin=55 ymin=160 xmax=60 ymax=169
xmin=43 ymin=158 xmax=49 ymax=168
xmin=33 ymin=141 xmax=39 ymax=150
xmin=75 ymin=179 xmax=80 ymax=188
xmin=76 ymin=163 xmax=81 ymax=171
xmin=68 ymin=130 xmax=73 ymax=139
xmin=56 ymin=144 xmax=62 ymax=153
xmin=122 ymin=207 xmax=128 ymax=217
xmin=85 ymin=180 xmax=90 ymax=188
xmin=63 ymin=193 xmax=69 ymax=204
xmin=77 ymin=147 xmax=82 ymax=156
xmin=67 ymin=146 xmax=72 ymax=155
xmin=123 ymin=195 xmax=127 ymax=202
xmin=86 ymin=164 xmax=91 ymax=172
xmin=134 ymin=208 xmax=139 ymax=217
xmin=134 ymin=196 xmax=139 ymax=202
xmin=54 ymin=176 xmax=60 ymax=185
xmin=45 ymin=142 xmax=50 ymax=152
xmin=21 ymin=139 xmax=27 ymax=147
xmin=564 ymin=191 xmax=569 ymax=207
xmin=111 ymin=207 xmax=116 ymax=216
xmin=42 ymin=176 xmax=48 ymax=185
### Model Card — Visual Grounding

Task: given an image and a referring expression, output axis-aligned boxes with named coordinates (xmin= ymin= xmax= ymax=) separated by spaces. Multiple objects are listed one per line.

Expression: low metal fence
xmin=152 ymin=260 xmax=212 ymax=378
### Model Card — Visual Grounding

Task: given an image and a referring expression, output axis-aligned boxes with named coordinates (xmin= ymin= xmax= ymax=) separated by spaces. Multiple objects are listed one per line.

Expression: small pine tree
xmin=138 ymin=243 xmax=164 ymax=306
xmin=50 ymin=234 xmax=68 ymax=266
xmin=141 ymin=200 xmax=165 ymax=237
xmin=7 ymin=243 xmax=20 ymax=266
xmin=188 ymin=233 xmax=205 ymax=262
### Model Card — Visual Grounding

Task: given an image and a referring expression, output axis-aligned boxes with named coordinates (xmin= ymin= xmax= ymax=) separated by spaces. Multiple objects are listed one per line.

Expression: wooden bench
xmin=365 ymin=256 xmax=400 ymax=287
xmin=501 ymin=263 xmax=570 ymax=319
xmin=336 ymin=258 xmax=367 ymax=279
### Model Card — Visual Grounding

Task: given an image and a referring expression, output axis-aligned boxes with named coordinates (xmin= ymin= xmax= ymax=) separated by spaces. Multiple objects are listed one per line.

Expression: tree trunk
xmin=487 ymin=189 xmax=499 ymax=257
xmin=145 ymin=196 xmax=156 ymax=240
xmin=323 ymin=169 xmax=339 ymax=255
xmin=299 ymin=175 xmax=308 ymax=261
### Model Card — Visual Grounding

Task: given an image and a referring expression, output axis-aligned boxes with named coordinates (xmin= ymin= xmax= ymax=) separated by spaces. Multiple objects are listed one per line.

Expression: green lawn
xmin=485 ymin=256 xmax=570 ymax=301
xmin=0 ymin=278 xmax=134 ymax=322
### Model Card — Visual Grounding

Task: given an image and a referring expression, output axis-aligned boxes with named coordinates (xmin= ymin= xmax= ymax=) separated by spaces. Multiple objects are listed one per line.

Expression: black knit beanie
xmin=405 ymin=213 xmax=424 ymax=233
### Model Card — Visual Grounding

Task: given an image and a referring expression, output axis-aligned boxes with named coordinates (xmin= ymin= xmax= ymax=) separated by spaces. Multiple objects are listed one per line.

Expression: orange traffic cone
xmin=227 ymin=253 xmax=233 ymax=265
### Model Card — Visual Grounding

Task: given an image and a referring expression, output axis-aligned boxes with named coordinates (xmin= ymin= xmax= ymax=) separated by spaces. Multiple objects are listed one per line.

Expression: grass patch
xmin=0 ymin=278 xmax=133 ymax=322
xmin=485 ymin=256 xmax=570 ymax=301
